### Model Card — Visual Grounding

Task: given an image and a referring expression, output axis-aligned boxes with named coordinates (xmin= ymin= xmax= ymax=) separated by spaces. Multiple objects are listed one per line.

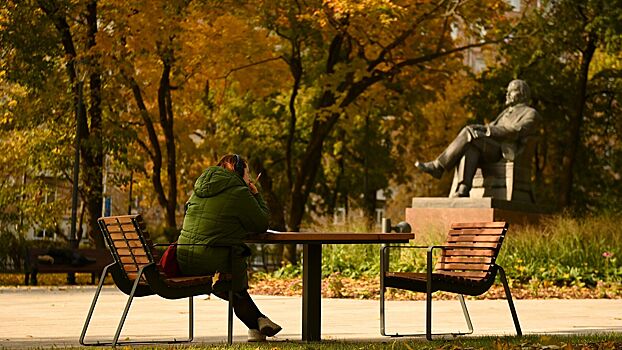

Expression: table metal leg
xmin=302 ymin=243 xmax=322 ymax=341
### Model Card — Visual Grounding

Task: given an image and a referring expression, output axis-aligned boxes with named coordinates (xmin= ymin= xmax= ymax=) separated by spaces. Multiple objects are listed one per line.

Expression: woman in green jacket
xmin=177 ymin=154 xmax=281 ymax=342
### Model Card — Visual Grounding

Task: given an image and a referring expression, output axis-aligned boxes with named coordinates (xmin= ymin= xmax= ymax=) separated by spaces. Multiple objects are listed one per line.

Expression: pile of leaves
xmin=248 ymin=274 xmax=622 ymax=300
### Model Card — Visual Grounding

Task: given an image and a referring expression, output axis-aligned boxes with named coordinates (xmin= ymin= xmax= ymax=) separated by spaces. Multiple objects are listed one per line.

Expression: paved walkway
xmin=0 ymin=286 xmax=620 ymax=348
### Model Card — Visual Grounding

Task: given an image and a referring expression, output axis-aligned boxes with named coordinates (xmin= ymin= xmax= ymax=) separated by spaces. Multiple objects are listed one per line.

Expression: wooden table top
xmin=245 ymin=232 xmax=413 ymax=244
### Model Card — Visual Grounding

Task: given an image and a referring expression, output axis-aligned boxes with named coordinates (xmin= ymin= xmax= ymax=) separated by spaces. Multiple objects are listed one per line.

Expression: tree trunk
xmin=83 ymin=0 xmax=105 ymax=248
xmin=362 ymin=113 xmax=375 ymax=230
xmin=161 ymin=63 xmax=178 ymax=231
xmin=284 ymin=41 xmax=302 ymax=190
xmin=157 ymin=53 xmax=178 ymax=240
xmin=37 ymin=0 xmax=98 ymax=247
xmin=126 ymin=76 xmax=170 ymax=222
xmin=252 ymin=159 xmax=287 ymax=266
xmin=558 ymin=35 xmax=596 ymax=207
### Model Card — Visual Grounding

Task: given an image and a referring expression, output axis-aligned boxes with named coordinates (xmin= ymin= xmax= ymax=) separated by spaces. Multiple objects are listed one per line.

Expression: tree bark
xmin=158 ymin=51 xmax=178 ymax=234
xmin=126 ymin=77 xmax=168 ymax=214
xmin=284 ymin=41 xmax=302 ymax=190
xmin=83 ymin=0 xmax=105 ymax=248
xmin=558 ymin=35 xmax=596 ymax=207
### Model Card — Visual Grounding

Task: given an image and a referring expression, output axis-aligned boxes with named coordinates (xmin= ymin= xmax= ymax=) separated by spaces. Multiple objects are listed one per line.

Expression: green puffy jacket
xmin=176 ymin=166 xmax=268 ymax=291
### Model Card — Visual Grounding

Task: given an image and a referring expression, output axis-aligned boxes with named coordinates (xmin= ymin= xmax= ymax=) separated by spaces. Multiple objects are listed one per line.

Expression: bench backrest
xmin=98 ymin=215 xmax=155 ymax=282
xmin=434 ymin=222 xmax=508 ymax=281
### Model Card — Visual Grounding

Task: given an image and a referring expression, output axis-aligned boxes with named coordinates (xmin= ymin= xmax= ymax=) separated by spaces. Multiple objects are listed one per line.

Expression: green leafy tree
xmin=0 ymin=0 xmax=104 ymax=247
xmin=210 ymin=0 xmax=516 ymax=264
xmin=469 ymin=0 xmax=622 ymax=210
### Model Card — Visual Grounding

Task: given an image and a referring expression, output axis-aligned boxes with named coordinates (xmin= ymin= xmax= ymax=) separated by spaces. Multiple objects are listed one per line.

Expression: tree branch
xmin=215 ymin=56 xmax=284 ymax=80
xmin=367 ymin=0 xmax=449 ymax=71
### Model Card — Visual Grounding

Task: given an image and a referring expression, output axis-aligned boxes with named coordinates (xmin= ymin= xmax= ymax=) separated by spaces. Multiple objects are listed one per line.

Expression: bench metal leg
xmin=189 ymin=297 xmax=194 ymax=342
xmin=80 ymin=264 xmax=195 ymax=347
xmin=111 ymin=269 xmax=142 ymax=346
xmin=381 ymin=249 xmax=474 ymax=339
xmin=381 ymin=291 xmax=475 ymax=338
xmin=498 ymin=266 xmax=522 ymax=336
xmin=227 ymin=290 xmax=233 ymax=345
xmin=458 ymin=294 xmax=474 ymax=335
xmin=80 ymin=263 xmax=114 ymax=345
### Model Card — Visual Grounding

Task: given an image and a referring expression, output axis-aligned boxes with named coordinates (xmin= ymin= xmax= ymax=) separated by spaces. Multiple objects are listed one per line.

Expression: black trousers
xmin=213 ymin=289 xmax=265 ymax=330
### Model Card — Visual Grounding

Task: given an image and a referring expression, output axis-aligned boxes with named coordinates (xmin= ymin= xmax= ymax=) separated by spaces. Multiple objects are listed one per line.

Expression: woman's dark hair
xmin=217 ymin=154 xmax=247 ymax=177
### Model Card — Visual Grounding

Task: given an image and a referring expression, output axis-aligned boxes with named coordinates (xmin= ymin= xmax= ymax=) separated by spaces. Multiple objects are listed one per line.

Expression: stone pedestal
xmin=405 ymin=197 xmax=549 ymax=238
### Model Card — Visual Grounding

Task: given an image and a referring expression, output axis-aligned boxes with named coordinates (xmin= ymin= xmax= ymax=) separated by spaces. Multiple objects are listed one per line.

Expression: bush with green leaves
xmin=269 ymin=214 xmax=621 ymax=286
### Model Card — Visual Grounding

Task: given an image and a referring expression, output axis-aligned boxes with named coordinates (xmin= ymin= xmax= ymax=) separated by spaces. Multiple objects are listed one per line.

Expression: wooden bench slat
xmin=122 ymin=264 xmax=151 ymax=273
xmin=451 ymin=222 xmax=507 ymax=229
xmin=446 ymin=235 xmax=502 ymax=243
xmin=435 ymin=263 xmax=492 ymax=271
xmin=109 ymin=231 xmax=140 ymax=239
xmin=437 ymin=271 xmax=489 ymax=279
xmin=111 ymin=240 xmax=143 ymax=248
xmin=438 ymin=256 xmax=493 ymax=264
xmin=120 ymin=256 xmax=150 ymax=264
xmin=101 ymin=216 xmax=135 ymax=224
xmin=442 ymin=249 xmax=496 ymax=257
xmin=116 ymin=248 xmax=149 ymax=256
xmin=105 ymin=223 xmax=136 ymax=231
xmin=448 ymin=228 xmax=505 ymax=235
xmin=445 ymin=241 xmax=499 ymax=249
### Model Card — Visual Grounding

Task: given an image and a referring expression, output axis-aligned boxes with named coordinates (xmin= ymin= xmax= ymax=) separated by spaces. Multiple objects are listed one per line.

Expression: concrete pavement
xmin=0 ymin=286 xmax=620 ymax=348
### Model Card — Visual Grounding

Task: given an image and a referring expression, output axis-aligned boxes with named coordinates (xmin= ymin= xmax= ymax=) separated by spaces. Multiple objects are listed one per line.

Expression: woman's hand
xmin=248 ymin=181 xmax=259 ymax=194
xmin=243 ymin=169 xmax=259 ymax=194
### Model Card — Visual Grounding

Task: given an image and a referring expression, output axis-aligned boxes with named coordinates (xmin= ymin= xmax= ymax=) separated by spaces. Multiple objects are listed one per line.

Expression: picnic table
xmin=246 ymin=231 xmax=413 ymax=341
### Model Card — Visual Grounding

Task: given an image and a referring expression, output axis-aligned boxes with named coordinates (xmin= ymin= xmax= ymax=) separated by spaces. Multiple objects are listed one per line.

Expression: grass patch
xmin=58 ymin=334 xmax=622 ymax=349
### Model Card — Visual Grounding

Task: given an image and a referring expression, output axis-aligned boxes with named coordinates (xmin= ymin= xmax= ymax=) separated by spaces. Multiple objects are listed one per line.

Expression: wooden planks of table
xmin=246 ymin=232 xmax=413 ymax=341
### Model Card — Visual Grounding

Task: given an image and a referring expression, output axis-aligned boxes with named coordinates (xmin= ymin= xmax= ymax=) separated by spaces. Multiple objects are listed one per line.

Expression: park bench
xmin=24 ymin=248 xmax=112 ymax=286
xmin=380 ymin=221 xmax=521 ymax=339
xmin=80 ymin=214 xmax=234 ymax=346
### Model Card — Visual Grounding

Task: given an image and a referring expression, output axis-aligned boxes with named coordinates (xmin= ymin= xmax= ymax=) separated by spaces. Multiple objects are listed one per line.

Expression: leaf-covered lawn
xmin=1 ymin=272 xmax=619 ymax=300
xmin=248 ymin=274 xmax=621 ymax=300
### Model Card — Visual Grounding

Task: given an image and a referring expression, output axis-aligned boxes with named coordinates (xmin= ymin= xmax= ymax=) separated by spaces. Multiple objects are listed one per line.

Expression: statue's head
xmin=506 ymin=79 xmax=531 ymax=106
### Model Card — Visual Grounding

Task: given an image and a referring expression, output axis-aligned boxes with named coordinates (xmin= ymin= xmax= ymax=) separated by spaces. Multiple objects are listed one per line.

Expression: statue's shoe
xmin=415 ymin=160 xmax=444 ymax=179
xmin=455 ymin=184 xmax=471 ymax=197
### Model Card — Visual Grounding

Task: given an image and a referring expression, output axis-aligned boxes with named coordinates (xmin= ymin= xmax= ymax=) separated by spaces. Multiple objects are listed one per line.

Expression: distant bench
xmin=24 ymin=248 xmax=113 ymax=285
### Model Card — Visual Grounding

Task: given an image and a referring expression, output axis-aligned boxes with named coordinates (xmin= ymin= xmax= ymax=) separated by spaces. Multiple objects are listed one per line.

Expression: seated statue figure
xmin=415 ymin=79 xmax=541 ymax=198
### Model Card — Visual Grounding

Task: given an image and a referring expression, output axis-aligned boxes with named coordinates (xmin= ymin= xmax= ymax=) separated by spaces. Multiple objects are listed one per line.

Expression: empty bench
xmin=24 ymin=248 xmax=113 ymax=285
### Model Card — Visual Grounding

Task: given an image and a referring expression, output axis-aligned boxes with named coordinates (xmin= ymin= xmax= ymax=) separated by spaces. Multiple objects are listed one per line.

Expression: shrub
xmin=274 ymin=214 xmax=621 ymax=286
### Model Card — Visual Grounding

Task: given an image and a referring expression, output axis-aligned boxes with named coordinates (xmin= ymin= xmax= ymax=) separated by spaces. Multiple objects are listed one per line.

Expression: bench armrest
xmin=381 ymin=244 xmax=494 ymax=271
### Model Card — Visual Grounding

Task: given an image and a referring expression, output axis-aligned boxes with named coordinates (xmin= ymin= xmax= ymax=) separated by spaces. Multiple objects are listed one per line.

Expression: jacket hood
xmin=193 ymin=166 xmax=245 ymax=198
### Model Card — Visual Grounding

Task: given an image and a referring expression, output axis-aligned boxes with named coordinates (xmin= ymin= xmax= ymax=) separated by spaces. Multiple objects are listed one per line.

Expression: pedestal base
xmin=405 ymin=198 xmax=549 ymax=238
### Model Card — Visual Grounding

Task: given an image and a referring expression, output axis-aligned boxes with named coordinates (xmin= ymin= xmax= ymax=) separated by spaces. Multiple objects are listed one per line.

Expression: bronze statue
xmin=416 ymin=79 xmax=541 ymax=197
